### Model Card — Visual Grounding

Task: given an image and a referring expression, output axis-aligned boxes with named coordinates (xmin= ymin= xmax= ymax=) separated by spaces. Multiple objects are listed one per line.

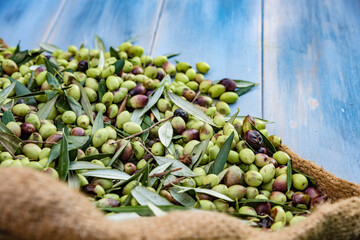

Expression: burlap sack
xmin=0 ymin=145 xmax=359 ymax=240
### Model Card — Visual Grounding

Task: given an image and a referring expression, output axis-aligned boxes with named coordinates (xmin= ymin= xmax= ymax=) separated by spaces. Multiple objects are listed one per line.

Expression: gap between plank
xmin=41 ymin=0 xmax=67 ymax=43
xmin=149 ymin=0 xmax=166 ymax=56
xmin=261 ymin=0 xmax=264 ymax=119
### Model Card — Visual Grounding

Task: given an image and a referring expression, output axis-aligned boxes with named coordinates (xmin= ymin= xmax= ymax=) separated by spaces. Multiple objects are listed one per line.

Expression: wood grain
xmin=46 ymin=0 xmax=164 ymax=52
xmin=263 ymin=0 xmax=360 ymax=183
xmin=151 ymin=0 xmax=262 ymax=117
xmin=0 ymin=0 xmax=65 ymax=49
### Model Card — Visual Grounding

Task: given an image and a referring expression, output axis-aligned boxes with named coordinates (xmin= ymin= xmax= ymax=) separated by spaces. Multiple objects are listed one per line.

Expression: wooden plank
xmin=151 ymin=0 xmax=262 ymax=117
xmin=0 ymin=0 xmax=64 ymax=49
xmin=263 ymin=0 xmax=360 ymax=183
xmin=46 ymin=0 xmax=164 ymax=51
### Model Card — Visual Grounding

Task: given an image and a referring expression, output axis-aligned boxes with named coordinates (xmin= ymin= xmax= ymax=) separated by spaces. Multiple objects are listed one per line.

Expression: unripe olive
xmin=259 ymin=164 xmax=276 ymax=183
xmin=25 ymin=113 xmax=41 ymax=130
xmin=130 ymin=94 xmax=148 ymax=109
xmin=227 ymin=185 xmax=247 ymax=200
xmin=97 ymin=198 xmax=120 ymax=208
xmin=6 ymin=122 xmax=21 ymax=137
xmin=185 ymin=68 xmax=196 ymax=81
xmin=226 ymin=150 xmax=240 ymax=164
xmin=209 ymin=145 xmax=220 ymax=161
xmin=269 ymin=135 xmax=282 ymax=147
xmin=183 ymin=140 xmax=200 ymax=155
xmin=242 ymin=115 xmax=255 ymax=133
xmin=223 ymin=166 xmax=242 ymax=187
xmin=39 ymin=124 xmax=57 ymax=139
xmin=101 ymin=139 xmax=117 ymax=154
xmin=102 ymin=91 xmax=114 ymax=106
xmin=171 ymin=116 xmax=186 ymax=135
xmin=275 ymin=165 xmax=287 ymax=177
xmin=193 ymin=167 xmax=206 ymax=186
xmin=127 ymin=45 xmax=144 ymax=58
xmin=199 ymin=123 xmax=213 ymax=141
xmin=39 ymin=148 xmax=51 ymax=160
xmin=22 ymin=143 xmax=41 ymax=160
xmin=123 ymin=122 xmax=142 ymax=135
xmin=273 ymin=151 xmax=290 ymax=165
xmin=211 ymin=184 xmax=228 ymax=196
xmin=151 ymin=142 xmax=165 ymax=156
xmin=202 ymin=174 xmax=220 ymax=188
xmin=101 ymin=65 xmax=115 ymax=79
xmin=113 ymin=87 xmax=128 ymax=103
xmin=77 ymin=115 xmax=90 ymax=128
xmin=292 ymin=173 xmax=309 ymax=190
xmin=208 ymin=84 xmax=226 ymax=99
xmin=66 ymin=84 xmax=81 ymax=101
xmin=196 ymin=62 xmax=210 ymax=74
xmin=176 ymin=62 xmax=191 ymax=73
xmin=219 ymin=92 xmax=238 ymax=104
xmin=244 ymin=170 xmax=263 ymax=187
xmin=162 ymin=62 xmax=176 ymax=76
xmin=106 ymin=104 xmax=118 ymax=119
xmin=62 ymin=111 xmax=77 ymax=124
xmin=270 ymin=221 xmax=285 ymax=231
xmin=289 ymin=216 xmax=307 ymax=226
xmin=12 ymin=103 xmax=30 ymax=117
xmin=85 ymin=77 xmax=99 ymax=91
xmin=43 ymin=167 xmax=59 ymax=179
xmin=116 ymin=111 xmax=131 ymax=129
xmin=2 ymin=59 xmax=18 ymax=75
xmin=195 ymin=200 xmax=216 ymax=211
xmin=157 ymin=98 xmax=171 ymax=113
xmin=205 ymin=106 xmax=217 ymax=117
xmin=254 ymin=153 xmax=270 ymax=167
xmin=29 ymin=132 xmax=44 ymax=147
xmin=269 ymin=191 xmax=287 ymax=204
xmin=199 ymin=80 xmax=213 ymax=93
xmin=84 ymin=87 xmax=97 ymax=102
xmin=92 ymin=128 xmax=109 ymax=148
xmin=194 ymin=95 xmax=213 ymax=108
xmin=238 ymin=206 xmax=256 ymax=216
xmin=213 ymin=199 xmax=229 ymax=212
xmin=92 ymin=178 xmax=113 ymax=190
xmin=239 ymin=148 xmax=255 ymax=164
xmin=180 ymin=178 xmax=196 ymax=188
xmin=0 ymin=152 xmax=13 ymax=162
xmin=213 ymin=114 xmax=225 ymax=127
xmin=95 ymin=103 xmax=106 ymax=113
xmin=270 ymin=205 xmax=286 ymax=223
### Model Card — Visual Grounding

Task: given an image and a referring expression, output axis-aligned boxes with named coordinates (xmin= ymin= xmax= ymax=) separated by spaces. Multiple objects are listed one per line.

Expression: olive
xmin=174 ymin=109 xmax=189 ymax=122
xmin=245 ymin=130 xmax=263 ymax=150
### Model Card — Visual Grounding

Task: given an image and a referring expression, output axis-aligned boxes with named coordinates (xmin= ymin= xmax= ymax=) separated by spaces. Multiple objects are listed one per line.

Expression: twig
xmin=139 ymin=141 xmax=155 ymax=157
xmin=0 ymin=140 xmax=16 ymax=158
xmin=112 ymin=115 xmax=174 ymax=144
xmin=162 ymin=177 xmax=186 ymax=189
xmin=23 ymin=140 xmax=57 ymax=145
xmin=149 ymin=167 xmax=182 ymax=178
xmin=191 ymin=90 xmax=201 ymax=103
xmin=117 ymin=94 xmax=129 ymax=116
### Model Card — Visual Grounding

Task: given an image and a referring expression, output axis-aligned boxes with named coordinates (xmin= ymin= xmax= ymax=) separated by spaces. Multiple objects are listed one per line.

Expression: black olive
xmin=245 ymin=130 xmax=263 ymax=150
xmin=174 ymin=109 xmax=189 ymax=122
xmin=77 ymin=60 xmax=88 ymax=72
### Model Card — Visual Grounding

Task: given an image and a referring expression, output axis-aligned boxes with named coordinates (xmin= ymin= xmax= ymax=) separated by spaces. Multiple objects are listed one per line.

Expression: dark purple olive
xmin=124 ymin=162 xmax=137 ymax=175
xmin=156 ymin=68 xmax=166 ymax=80
xmin=255 ymin=202 xmax=271 ymax=215
xmin=97 ymin=198 xmax=120 ymax=208
xmin=45 ymin=134 xmax=62 ymax=147
xmin=20 ymin=122 xmax=36 ymax=138
xmin=174 ymin=109 xmax=189 ymax=122
xmin=132 ymin=66 xmax=144 ymax=75
xmin=292 ymin=192 xmax=310 ymax=206
xmin=259 ymin=216 xmax=273 ymax=228
xmin=310 ymin=195 xmax=328 ymax=209
xmin=146 ymin=139 xmax=156 ymax=148
xmin=304 ymin=187 xmax=320 ymax=199
xmin=219 ymin=78 xmax=237 ymax=91
xmin=82 ymin=184 xmax=97 ymax=196
xmin=245 ymin=130 xmax=263 ymax=150
xmin=196 ymin=193 xmax=213 ymax=201
xmin=143 ymin=153 xmax=153 ymax=161
xmin=183 ymin=89 xmax=196 ymax=102
xmin=130 ymin=84 xmax=146 ymax=96
xmin=146 ymin=90 xmax=155 ymax=96
xmin=34 ymin=66 xmax=46 ymax=76
xmin=182 ymin=129 xmax=200 ymax=143
xmin=117 ymin=141 xmax=133 ymax=162
xmin=130 ymin=94 xmax=149 ymax=108
xmin=77 ymin=60 xmax=88 ymax=72
xmin=273 ymin=174 xmax=287 ymax=192
xmin=194 ymin=96 xmax=212 ymax=108
xmin=268 ymin=157 xmax=278 ymax=167
xmin=71 ymin=127 xmax=86 ymax=136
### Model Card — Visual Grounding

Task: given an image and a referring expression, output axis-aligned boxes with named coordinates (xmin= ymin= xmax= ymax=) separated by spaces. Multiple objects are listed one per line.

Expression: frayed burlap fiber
xmin=0 ymin=145 xmax=359 ymax=240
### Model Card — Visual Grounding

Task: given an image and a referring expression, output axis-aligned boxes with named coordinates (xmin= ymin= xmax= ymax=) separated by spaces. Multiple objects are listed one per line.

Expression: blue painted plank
xmin=0 ymin=0 xmax=64 ymax=49
xmin=263 ymin=0 xmax=360 ymax=183
xmin=46 ymin=0 xmax=164 ymax=51
xmin=151 ymin=0 xmax=262 ymax=117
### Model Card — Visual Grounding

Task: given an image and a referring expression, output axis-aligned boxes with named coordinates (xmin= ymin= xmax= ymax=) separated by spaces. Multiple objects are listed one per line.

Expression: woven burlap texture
xmin=0 ymin=145 xmax=359 ymax=240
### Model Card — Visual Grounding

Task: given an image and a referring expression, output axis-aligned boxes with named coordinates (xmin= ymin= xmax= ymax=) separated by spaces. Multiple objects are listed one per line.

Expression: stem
xmin=112 ymin=115 xmax=174 ymax=144
xmin=117 ymin=94 xmax=129 ymax=116
xmin=191 ymin=90 xmax=201 ymax=103
xmin=139 ymin=142 xmax=155 ymax=157
xmin=23 ymin=140 xmax=57 ymax=145
xmin=149 ymin=167 xmax=182 ymax=178
xmin=0 ymin=140 xmax=16 ymax=158
xmin=162 ymin=177 xmax=186 ymax=189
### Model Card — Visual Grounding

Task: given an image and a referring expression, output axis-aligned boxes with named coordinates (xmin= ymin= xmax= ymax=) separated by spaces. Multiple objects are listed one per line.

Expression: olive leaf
xmin=158 ymin=121 xmax=173 ymax=147
xmin=101 ymin=205 xmax=189 ymax=216
xmin=8 ymin=77 xmax=36 ymax=105
xmin=94 ymin=35 xmax=106 ymax=53
xmin=66 ymin=95 xmax=82 ymax=117
xmin=154 ymin=156 xmax=197 ymax=177
xmin=110 ymin=46 xmax=120 ymax=59
xmin=14 ymin=42 xmax=20 ymax=54
xmin=112 ymin=160 xmax=152 ymax=189
xmin=287 ymin=159 xmax=293 ymax=192
xmin=98 ymin=79 xmax=107 ymax=102
xmin=29 ymin=65 xmax=44 ymax=71
xmin=250 ymin=122 xmax=276 ymax=153
xmin=1 ymin=110 xmax=15 ymax=125
xmin=165 ymin=53 xmax=181 ymax=59
xmin=10 ymin=49 xmax=43 ymax=65
xmin=44 ymin=58 xmax=61 ymax=78
xmin=131 ymin=75 xmax=169 ymax=124
xmin=190 ymin=139 xmax=210 ymax=169
xmin=236 ymin=85 xmax=258 ymax=97
xmin=106 ymin=212 xmax=141 ymax=222
xmin=151 ymin=107 xmax=161 ymax=121
xmin=169 ymin=187 xmax=196 ymax=207
xmin=82 ymin=169 xmax=130 ymax=180
xmin=113 ymin=59 xmax=125 ymax=75
xmin=27 ymin=72 xmax=37 ymax=91
xmin=69 ymin=161 xmax=107 ymax=170
xmin=46 ymin=72 xmax=60 ymax=88
xmin=77 ymin=153 xmax=112 ymax=162
xmin=72 ymin=81 xmax=94 ymax=124
xmin=140 ymin=115 xmax=151 ymax=142
xmin=0 ymin=82 xmax=16 ymax=106
xmin=36 ymin=94 xmax=59 ymax=119
xmin=131 ymin=186 xmax=172 ymax=206
xmin=0 ymin=121 xmax=13 ymax=134
xmin=175 ymin=186 xmax=234 ymax=202
xmin=39 ymin=42 xmax=61 ymax=53
xmin=146 ymin=202 xmax=168 ymax=216
xmin=68 ymin=170 xmax=80 ymax=189
xmin=228 ymin=108 xmax=240 ymax=124
xmin=107 ymin=140 xmax=130 ymax=167
xmin=148 ymin=162 xmax=173 ymax=187
xmin=166 ymin=91 xmax=216 ymax=127
xmin=0 ymin=132 xmax=22 ymax=154
xmin=58 ymin=132 xmax=70 ymax=181
xmin=92 ymin=111 xmax=104 ymax=134
xmin=47 ymin=136 xmax=89 ymax=166
xmin=210 ymin=132 xmax=234 ymax=175
xmin=98 ymin=51 xmax=105 ymax=70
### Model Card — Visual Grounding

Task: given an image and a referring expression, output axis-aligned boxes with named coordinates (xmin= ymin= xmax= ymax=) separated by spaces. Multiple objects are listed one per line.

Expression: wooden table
xmin=1 ymin=0 xmax=359 ymax=183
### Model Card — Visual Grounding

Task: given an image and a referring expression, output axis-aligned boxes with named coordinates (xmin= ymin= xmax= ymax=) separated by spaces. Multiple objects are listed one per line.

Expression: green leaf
xmin=140 ymin=115 xmax=151 ymax=142
xmin=237 ymin=199 xmax=309 ymax=213
xmin=167 ymin=91 xmax=216 ymax=127
xmin=46 ymin=72 xmax=60 ymax=88
xmin=14 ymin=42 xmax=20 ymax=54
xmin=210 ymin=132 xmax=234 ymax=175
xmin=47 ymin=136 xmax=89 ymax=166
xmin=68 ymin=170 xmax=80 ymax=189
xmin=10 ymin=49 xmax=43 ymax=65
xmin=8 ymin=77 xmax=36 ymax=105
xmin=0 ymin=132 xmax=23 ymax=154
xmin=56 ymin=118 xmax=69 ymax=136
xmin=92 ymin=111 xmax=104 ymax=134
xmin=232 ymin=79 xmax=259 ymax=88
xmin=58 ymin=133 xmax=69 ymax=181
xmin=44 ymin=58 xmax=61 ymax=77
xmin=148 ymin=162 xmax=173 ymax=187
xmin=131 ymin=75 xmax=169 ymax=124
xmin=146 ymin=202 xmax=167 ymax=216
xmin=82 ymin=169 xmax=130 ymax=180
xmin=98 ymin=51 xmax=105 ymax=70
xmin=66 ymin=95 xmax=82 ymax=117
xmin=169 ymin=187 xmax=196 ymax=207
xmin=1 ymin=110 xmax=15 ymax=125
xmin=111 ymin=162 xmax=150 ymax=189
xmin=0 ymin=122 xmax=15 ymax=134
xmin=107 ymin=140 xmax=130 ymax=167
xmin=27 ymin=72 xmax=36 ymax=91
xmin=113 ymin=59 xmax=125 ymax=75
xmin=158 ymin=121 xmax=173 ymax=147
xmin=76 ymin=153 xmax=112 ymax=162
xmin=151 ymin=107 xmax=161 ymax=121
xmin=36 ymin=94 xmax=58 ymax=119
xmin=165 ymin=53 xmax=181 ymax=59
xmin=110 ymin=46 xmax=120 ymax=59
xmin=72 ymin=81 xmax=94 ymax=124
xmin=39 ymin=42 xmax=61 ymax=53
xmin=131 ymin=186 xmax=172 ymax=206
xmin=250 ymin=122 xmax=276 ymax=153
xmin=0 ymin=82 xmax=15 ymax=106
xmin=287 ymin=159 xmax=292 ymax=192
xmin=98 ymin=79 xmax=107 ymax=102
xmin=101 ymin=205 xmax=189 ymax=216
xmin=176 ymin=186 xmax=234 ymax=202
xmin=55 ymin=95 xmax=70 ymax=113
xmin=235 ymin=85 xmax=258 ymax=97
xmin=94 ymin=35 xmax=106 ymax=53
xmin=228 ymin=108 xmax=240 ymax=124
xmin=154 ymin=156 xmax=197 ymax=177
xmin=190 ymin=139 xmax=210 ymax=169
xmin=69 ymin=161 xmax=107 ymax=170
